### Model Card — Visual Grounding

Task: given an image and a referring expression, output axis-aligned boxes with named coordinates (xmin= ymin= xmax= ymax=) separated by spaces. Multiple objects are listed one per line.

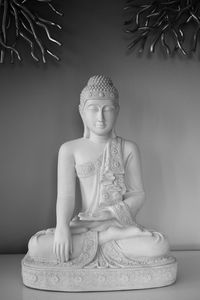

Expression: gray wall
xmin=0 ymin=0 xmax=200 ymax=253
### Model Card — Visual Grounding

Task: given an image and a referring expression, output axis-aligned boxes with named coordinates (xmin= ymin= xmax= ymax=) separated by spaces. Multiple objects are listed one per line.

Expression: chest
xmin=74 ymin=143 xmax=106 ymax=166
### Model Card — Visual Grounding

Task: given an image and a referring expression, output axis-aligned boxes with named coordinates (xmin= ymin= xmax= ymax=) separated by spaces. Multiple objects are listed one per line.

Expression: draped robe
xmin=28 ymin=137 xmax=170 ymax=267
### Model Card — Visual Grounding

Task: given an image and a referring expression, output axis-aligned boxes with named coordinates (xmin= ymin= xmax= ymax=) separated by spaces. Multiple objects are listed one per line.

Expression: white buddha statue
xmin=23 ymin=75 xmax=177 ymax=290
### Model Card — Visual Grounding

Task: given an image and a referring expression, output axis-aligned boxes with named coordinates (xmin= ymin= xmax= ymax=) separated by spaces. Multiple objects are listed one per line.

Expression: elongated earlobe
xmin=79 ymin=106 xmax=90 ymax=138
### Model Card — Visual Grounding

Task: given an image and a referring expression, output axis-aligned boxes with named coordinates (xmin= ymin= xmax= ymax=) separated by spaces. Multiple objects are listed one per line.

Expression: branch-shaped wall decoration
xmin=0 ymin=0 xmax=63 ymax=63
xmin=124 ymin=0 xmax=200 ymax=57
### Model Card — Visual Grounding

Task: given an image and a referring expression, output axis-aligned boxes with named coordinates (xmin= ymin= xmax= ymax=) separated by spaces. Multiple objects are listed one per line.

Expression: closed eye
xmin=87 ymin=105 xmax=99 ymax=111
xmin=103 ymin=106 xmax=115 ymax=112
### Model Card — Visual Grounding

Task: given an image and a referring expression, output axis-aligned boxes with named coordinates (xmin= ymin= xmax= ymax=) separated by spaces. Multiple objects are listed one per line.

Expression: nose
xmin=97 ymin=108 xmax=104 ymax=121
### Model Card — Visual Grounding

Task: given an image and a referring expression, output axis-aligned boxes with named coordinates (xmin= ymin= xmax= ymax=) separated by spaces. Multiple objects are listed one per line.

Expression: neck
xmin=88 ymin=132 xmax=112 ymax=144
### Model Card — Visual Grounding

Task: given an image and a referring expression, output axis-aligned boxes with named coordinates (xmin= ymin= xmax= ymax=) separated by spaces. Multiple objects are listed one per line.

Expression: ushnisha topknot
xmin=80 ymin=75 xmax=119 ymax=107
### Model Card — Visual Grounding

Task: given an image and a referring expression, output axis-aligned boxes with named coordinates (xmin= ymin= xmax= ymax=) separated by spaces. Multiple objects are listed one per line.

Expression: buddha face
xmin=80 ymin=99 xmax=119 ymax=137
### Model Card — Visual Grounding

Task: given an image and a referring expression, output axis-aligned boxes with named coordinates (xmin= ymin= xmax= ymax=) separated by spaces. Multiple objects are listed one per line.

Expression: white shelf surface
xmin=0 ymin=251 xmax=200 ymax=300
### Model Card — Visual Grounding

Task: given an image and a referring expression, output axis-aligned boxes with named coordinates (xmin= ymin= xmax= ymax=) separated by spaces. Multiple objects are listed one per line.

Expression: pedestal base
xmin=22 ymin=254 xmax=177 ymax=291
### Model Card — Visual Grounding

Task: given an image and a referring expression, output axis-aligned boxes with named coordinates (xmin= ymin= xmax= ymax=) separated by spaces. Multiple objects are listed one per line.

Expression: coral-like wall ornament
xmin=0 ymin=0 xmax=63 ymax=63
xmin=124 ymin=0 xmax=200 ymax=57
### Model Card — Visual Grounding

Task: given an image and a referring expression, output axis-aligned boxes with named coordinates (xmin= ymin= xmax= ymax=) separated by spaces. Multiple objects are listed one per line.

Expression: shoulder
xmin=121 ymin=138 xmax=140 ymax=155
xmin=119 ymin=137 xmax=141 ymax=163
xmin=58 ymin=138 xmax=84 ymax=158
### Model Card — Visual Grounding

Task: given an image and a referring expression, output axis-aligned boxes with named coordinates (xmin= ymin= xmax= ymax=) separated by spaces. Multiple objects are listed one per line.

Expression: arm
xmin=123 ymin=141 xmax=145 ymax=218
xmin=53 ymin=143 xmax=76 ymax=262
xmin=108 ymin=141 xmax=145 ymax=226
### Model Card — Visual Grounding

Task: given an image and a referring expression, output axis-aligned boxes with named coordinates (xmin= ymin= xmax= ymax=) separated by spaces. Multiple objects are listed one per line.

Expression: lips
xmin=96 ymin=122 xmax=105 ymax=128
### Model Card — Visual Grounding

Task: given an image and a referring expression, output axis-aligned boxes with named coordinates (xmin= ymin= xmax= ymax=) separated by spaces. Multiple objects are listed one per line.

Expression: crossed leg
xmin=28 ymin=225 xmax=169 ymax=262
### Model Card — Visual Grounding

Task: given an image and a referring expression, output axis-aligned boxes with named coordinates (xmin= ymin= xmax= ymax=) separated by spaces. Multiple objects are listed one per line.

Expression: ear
xmin=79 ymin=105 xmax=83 ymax=118
xmin=115 ymin=104 xmax=120 ymax=116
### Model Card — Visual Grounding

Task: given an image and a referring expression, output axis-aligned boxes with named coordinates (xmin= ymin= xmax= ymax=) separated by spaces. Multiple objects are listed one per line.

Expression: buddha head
xmin=79 ymin=75 xmax=119 ymax=138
